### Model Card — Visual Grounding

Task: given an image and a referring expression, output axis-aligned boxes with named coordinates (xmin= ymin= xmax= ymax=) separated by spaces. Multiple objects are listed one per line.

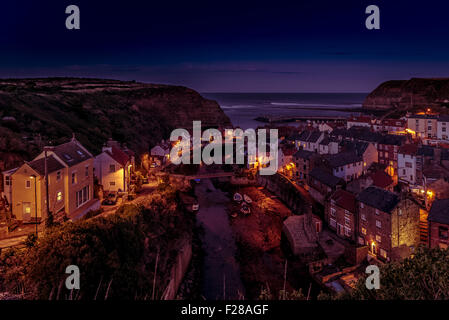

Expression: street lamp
xmin=30 ymin=175 xmax=38 ymax=239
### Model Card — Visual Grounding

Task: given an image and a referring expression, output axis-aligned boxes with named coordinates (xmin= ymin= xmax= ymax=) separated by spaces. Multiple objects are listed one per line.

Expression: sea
xmin=201 ymin=93 xmax=368 ymax=129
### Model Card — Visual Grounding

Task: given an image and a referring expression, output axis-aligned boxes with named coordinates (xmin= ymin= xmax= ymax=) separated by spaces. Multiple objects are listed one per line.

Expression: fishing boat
xmin=230 ymin=212 xmax=238 ymax=218
xmin=240 ymin=204 xmax=251 ymax=215
xmin=243 ymin=194 xmax=252 ymax=204
xmin=233 ymin=193 xmax=243 ymax=202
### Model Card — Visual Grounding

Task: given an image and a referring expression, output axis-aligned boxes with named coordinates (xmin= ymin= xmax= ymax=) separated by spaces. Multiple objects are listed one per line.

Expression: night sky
xmin=1 ymin=0 xmax=449 ymax=92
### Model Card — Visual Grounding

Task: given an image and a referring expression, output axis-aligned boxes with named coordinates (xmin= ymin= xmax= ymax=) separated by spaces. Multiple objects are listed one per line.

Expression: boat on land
xmin=233 ymin=193 xmax=243 ymax=202
xmin=240 ymin=204 xmax=251 ymax=215
xmin=243 ymin=194 xmax=252 ymax=204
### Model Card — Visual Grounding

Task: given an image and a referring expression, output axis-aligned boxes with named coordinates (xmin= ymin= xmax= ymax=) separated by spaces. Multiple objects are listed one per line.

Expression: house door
xmin=337 ymin=224 xmax=344 ymax=236
xmin=371 ymin=242 xmax=376 ymax=255
xmin=22 ymin=202 xmax=31 ymax=222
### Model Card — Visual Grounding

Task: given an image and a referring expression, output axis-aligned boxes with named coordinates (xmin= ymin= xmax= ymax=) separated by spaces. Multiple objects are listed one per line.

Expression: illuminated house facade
xmin=356 ymin=186 xmax=420 ymax=262
xmin=94 ymin=143 xmax=133 ymax=193
xmin=10 ymin=137 xmax=99 ymax=222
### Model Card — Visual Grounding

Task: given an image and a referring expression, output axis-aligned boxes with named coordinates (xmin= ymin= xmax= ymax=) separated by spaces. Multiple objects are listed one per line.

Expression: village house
xmin=406 ymin=113 xmax=438 ymax=139
xmin=325 ymin=189 xmax=357 ymax=242
xmin=150 ymin=140 xmax=171 ymax=167
xmin=308 ymin=167 xmax=344 ymax=204
xmin=428 ymin=199 xmax=449 ymax=249
xmin=323 ymin=152 xmax=364 ymax=182
xmin=437 ymin=115 xmax=449 ymax=142
xmin=293 ymin=149 xmax=320 ymax=181
xmin=347 ymin=169 xmax=395 ymax=194
xmin=398 ymin=144 xmax=419 ymax=186
xmin=1 ymin=167 xmax=18 ymax=206
xmin=339 ymin=140 xmax=378 ymax=171
xmin=277 ymin=144 xmax=297 ymax=178
xmin=94 ymin=141 xmax=134 ymax=193
xmin=9 ymin=137 xmax=99 ymax=222
xmin=377 ymin=134 xmax=406 ymax=176
xmin=357 ymin=186 xmax=420 ymax=262
xmin=372 ymin=118 xmax=406 ymax=133
xmin=346 ymin=115 xmax=372 ymax=129
xmin=295 ymin=130 xmax=324 ymax=152
xmin=318 ymin=136 xmax=339 ymax=155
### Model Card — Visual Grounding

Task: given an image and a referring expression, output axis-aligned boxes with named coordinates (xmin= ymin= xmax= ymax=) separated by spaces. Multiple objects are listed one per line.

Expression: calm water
xmin=195 ymin=179 xmax=245 ymax=300
xmin=202 ymin=92 xmax=368 ymax=129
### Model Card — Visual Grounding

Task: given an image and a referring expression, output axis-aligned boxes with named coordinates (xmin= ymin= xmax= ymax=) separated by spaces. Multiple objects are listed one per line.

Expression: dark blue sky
xmin=1 ymin=0 xmax=449 ymax=92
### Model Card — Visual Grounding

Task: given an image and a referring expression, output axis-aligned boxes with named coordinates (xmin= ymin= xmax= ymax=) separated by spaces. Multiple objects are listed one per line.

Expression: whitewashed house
xmin=94 ymin=144 xmax=133 ymax=192
xmin=398 ymin=144 xmax=418 ymax=185
xmin=437 ymin=115 xmax=449 ymax=142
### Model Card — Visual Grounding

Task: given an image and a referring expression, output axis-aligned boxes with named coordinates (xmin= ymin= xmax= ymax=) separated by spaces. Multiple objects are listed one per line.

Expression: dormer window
xmin=77 ymin=150 xmax=85 ymax=158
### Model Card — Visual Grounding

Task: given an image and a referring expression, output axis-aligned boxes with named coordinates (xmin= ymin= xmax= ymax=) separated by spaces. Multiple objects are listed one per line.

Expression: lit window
xmin=380 ymin=248 xmax=387 ymax=259
xmin=376 ymin=234 xmax=382 ymax=243
xmin=57 ymin=191 xmax=62 ymax=202
xmin=360 ymin=203 xmax=364 ymax=209
xmin=361 ymin=227 xmax=367 ymax=235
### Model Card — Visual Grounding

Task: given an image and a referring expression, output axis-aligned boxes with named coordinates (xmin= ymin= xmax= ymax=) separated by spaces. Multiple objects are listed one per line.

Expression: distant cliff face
xmin=363 ymin=78 xmax=449 ymax=111
xmin=0 ymin=78 xmax=231 ymax=171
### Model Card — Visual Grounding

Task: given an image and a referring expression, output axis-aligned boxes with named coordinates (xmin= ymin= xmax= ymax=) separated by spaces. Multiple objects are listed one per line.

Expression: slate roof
xmin=438 ymin=115 xmax=449 ymax=122
xmin=428 ymin=199 xmax=449 ymax=225
xmin=399 ymin=144 xmax=419 ymax=155
xmin=379 ymin=134 xmax=406 ymax=146
xmin=105 ymin=146 xmax=130 ymax=166
xmin=325 ymin=151 xmax=362 ymax=168
xmin=408 ymin=114 xmax=438 ymax=120
xmin=51 ymin=139 xmax=92 ymax=167
xmin=417 ymin=146 xmax=435 ymax=157
xmin=356 ymin=186 xmax=399 ymax=213
xmin=28 ymin=155 xmax=65 ymax=176
xmin=293 ymin=149 xmax=316 ymax=160
xmin=309 ymin=167 xmax=342 ymax=188
xmin=339 ymin=141 xmax=370 ymax=156
xmin=297 ymin=130 xmax=322 ymax=143
xmin=369 ymin=170 xmax=394 ymax=189
xmin=330 ymin=189 xmax=356 ymax=213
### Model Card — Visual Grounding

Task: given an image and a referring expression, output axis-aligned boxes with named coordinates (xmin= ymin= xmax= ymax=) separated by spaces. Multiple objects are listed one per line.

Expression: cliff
xmin=363 ymin=78 xmax=449 ymax=111
xmin=0 ymin=78 xmax=231 ymax=171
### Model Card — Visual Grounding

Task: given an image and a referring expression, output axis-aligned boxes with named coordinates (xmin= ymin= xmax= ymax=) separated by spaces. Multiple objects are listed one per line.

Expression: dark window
xmin=439 ymin=227 xmax=449 ymax=240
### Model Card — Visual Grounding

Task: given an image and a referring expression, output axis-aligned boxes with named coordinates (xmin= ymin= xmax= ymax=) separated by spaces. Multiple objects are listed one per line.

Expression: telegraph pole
xmin=44 ymin=147 xmax=53 ymax=226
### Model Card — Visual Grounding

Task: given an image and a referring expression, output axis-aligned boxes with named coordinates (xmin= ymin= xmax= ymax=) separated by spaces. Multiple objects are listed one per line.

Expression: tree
xmin=347 ymin=247 xmax=449 ymax=300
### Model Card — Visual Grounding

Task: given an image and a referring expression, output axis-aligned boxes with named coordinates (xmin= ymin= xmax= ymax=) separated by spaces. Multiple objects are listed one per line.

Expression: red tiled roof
xmin=348 ymin=116 xmax=372 ymax=124
xmin=330 ymin=189 xmax=356 ymax=213
xmin=399 ymin=144 xmax=418 ymax=155
xmin=369 ymin=170 xmax=394 ymax=189
xmin=106 ymin=146 xmax=130 ymax=166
